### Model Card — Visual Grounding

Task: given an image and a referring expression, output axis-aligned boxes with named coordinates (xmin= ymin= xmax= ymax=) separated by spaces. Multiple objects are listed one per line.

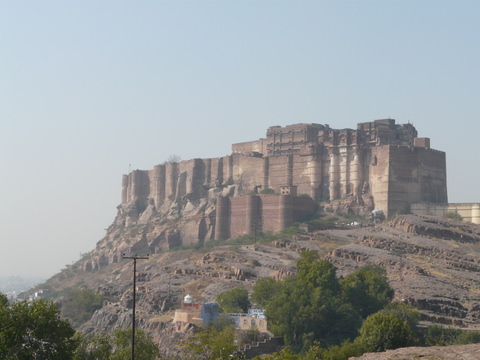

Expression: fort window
xmin=280 ymin=185 xmax=297 ymax=196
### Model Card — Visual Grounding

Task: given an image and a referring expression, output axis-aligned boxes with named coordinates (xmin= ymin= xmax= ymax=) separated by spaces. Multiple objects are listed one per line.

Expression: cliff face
xmin=121 ymin=120 xmax=447 ymax=221
xmin=328 ymin=215 xmax=480 ymax=327
xmin=78 ymin=119 xmax=447 ymax=271
xmin=49 ymin=213 xmax=480 ymax=358
xmin=33 ymin=120 xmax=478 ymax=358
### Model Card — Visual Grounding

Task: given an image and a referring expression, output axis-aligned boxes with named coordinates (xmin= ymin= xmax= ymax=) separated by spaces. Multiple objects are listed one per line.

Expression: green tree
xmin=73 ymin=328 xmax=159 ymax=360
xmin=60 ymin=287 xmax=105 ymax=327
xmin=340 ymin=265 xmax=393 ymax=319
xmin=318 ymin=303 xmax=420 ymax=360
xmin=251 ymin=277 xmax=281 ymax=308
xmin=0 ymin=294 xmax=78 ymax=360
xmin=73 ymin=333 xmax=112 ymax=360
xmin=453 ymin=330 xmax=480 ymax=345
xmin=0 ymin=292 xmax=8 ymax=307
xmin=253 ymin=348 xmax=299 ymax=360
xmin=296 ymin=251 xmax=339 ymax=295
xmin=252 ymin=254 xmax=397 ymax=354
xmin=424 ymin=325 xmax=461 ymax=346
xmin=263 ymin=252 xmax=360 ymax=350
xmin=237 ymin=329 xmax=261 ymax=346
xmin=110 ymin=328 xmax=160 ymax=360
xmin=445 ymin=212 xmax=463 ymax=221
xmin=356 ymin=312 xmax=417 ymax=352
xmin=302 ymin=341 xmax=323 ymax=360
xmin=0 ymin=293 xmax=11 ymax=358
xmin=319 ymin=340 xmax=365 ymax=360
xmin=216 ymin=286 xmax=251 ymax=313
xmin=379 ymin=302 xmax=420 ymax=331
xmin=182 ymin=326 xmax=239 ymax=360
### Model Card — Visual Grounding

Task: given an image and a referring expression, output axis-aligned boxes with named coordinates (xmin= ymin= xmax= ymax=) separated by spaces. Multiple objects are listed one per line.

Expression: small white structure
xmin=227 ymin=309 xmax=269 ymax=333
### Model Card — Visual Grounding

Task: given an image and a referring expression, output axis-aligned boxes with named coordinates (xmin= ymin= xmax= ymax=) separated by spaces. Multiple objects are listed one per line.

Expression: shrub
xmin=356 ymin=312 xmax=417 ymax=352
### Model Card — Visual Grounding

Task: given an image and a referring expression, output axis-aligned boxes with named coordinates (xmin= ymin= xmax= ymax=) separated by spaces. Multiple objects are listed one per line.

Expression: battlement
xmin=120 ymin=119 xmax=447 ymax=245
xmin=232 ymin=119 xmax=419 ymax=156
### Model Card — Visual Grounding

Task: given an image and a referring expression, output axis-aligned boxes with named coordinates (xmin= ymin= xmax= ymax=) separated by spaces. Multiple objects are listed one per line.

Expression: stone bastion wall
xmin=118 ymin=119 xmax=448 ymax=242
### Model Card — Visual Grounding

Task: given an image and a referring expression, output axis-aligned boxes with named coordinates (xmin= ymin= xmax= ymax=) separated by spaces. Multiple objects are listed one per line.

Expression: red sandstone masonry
xmin=120 ymin=119 xmax=447 ymax=243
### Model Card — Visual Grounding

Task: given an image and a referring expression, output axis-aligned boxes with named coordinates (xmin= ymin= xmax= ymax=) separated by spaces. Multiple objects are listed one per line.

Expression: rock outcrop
xmin=40 ymin=213 xmax=480 ymax=357
xmin=351 ymin=343 xmax=480 ymax=359
xmin=327 ymin=215 xmax=480 ymax=327
xmin=78 ymin=120 xmax=449 ymax=272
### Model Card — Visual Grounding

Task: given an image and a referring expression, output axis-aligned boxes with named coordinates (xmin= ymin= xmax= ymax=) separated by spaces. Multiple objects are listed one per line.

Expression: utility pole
xmin=122 ymin=253 xmax=149 ymax=360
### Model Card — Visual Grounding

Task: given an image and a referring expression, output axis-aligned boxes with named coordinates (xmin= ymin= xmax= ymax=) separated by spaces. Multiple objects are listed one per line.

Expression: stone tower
xmin=119 ymin=119 xmax=447 ymax=246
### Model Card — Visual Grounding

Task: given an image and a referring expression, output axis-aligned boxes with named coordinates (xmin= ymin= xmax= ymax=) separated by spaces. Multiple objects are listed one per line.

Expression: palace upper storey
xmin=232 ymin=119 xmax=422 ymax=156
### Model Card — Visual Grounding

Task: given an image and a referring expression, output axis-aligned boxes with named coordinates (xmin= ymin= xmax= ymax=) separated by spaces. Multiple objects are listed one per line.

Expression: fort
xmin=119 ymin=119 xmax=449 ymax=245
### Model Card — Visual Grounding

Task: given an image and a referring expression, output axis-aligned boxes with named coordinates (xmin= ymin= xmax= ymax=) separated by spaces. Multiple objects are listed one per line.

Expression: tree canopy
xmin=60 ymin=287 xmax=105 ymax=327
xmin=110 ymin=328 xmax=160 ymax=360
xmin=356 ymin=312 xmax=417 ymax=352
xmin=340 ymin=264 xmax=393 ymax=318
xmin=251 ymin=277 xmax=281 ymax=308
xmin=0 ymin=293 xmax=78 ymax=360
xmin=216 ymin=286 xmax=251 ymax=313
xmin=182 ymin=326 xmax=241 ymax=360
xmin=73 ymin=328 xmax=159 ymax=360
xmin=253 ymin=252 xmax=395 ymax=352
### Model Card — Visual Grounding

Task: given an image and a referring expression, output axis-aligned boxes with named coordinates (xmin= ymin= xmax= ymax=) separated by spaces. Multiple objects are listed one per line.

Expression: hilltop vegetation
xmin=19 ymin=213 xmax=480 ymax=358
xmin=174 ymin=252 xmax=480 ymax=360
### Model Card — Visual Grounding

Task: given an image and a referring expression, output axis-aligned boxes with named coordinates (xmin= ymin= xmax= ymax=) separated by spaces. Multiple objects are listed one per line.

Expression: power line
xmin=122 ymin=253 xmax=149 ymax=360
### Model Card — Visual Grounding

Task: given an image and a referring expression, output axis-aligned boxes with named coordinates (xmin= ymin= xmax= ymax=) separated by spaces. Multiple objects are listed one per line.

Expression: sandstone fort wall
xmin=214 ymin=195 xmax=317 ymax=241
xmin=411 ymin=203 xmax=480 ymax=224
xmin=120 ymin=119 xmax=448 ymax=244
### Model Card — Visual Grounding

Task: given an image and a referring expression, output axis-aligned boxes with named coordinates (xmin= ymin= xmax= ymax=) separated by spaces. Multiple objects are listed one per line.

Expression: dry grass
xmin=148 ymin=314 xmax=173 ymax=322
xmin=182 ymin=278 xmax=214 ymax=299
xmin=467 ymin=287 xmax=480 ymax=295
xmin=407 ymin=254 xmax=453 ymax=279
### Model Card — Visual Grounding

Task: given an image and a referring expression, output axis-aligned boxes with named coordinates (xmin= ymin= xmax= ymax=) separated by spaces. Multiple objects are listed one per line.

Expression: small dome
xmin=184 ymin=294 xmax=193 ymax=304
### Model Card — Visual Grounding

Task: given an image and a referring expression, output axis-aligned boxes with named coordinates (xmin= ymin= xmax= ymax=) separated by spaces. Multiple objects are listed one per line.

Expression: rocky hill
xmin=328 ymin=215 xmax=480 ymax=327
xmin=32 ymin=212 xmax=480 ymax=357
xmin=351 ymin=343 xmax=480 ymax=359
xmin=24 ymin=120 xmax=479 ymax=357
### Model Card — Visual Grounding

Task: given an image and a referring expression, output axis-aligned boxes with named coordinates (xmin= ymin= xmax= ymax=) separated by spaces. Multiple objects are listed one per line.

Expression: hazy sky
xmin=1 ymin=0 xmax=479 ymax=278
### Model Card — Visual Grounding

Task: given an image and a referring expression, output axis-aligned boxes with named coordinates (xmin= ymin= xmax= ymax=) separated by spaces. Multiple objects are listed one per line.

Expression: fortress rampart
xmin=411 ymin=203 xmax=480 ymax=224
xmin=213 ymin=194 xmax=317 ymax=241
xmin=119 ymin=119 xmax=448 ymax=244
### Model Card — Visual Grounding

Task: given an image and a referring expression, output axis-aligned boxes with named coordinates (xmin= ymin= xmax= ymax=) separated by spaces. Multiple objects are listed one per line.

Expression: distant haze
xmin=0 ymin=276 xmax=45 ymax=298
xmin=1 ymin=0 xmax=479 ymax=279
